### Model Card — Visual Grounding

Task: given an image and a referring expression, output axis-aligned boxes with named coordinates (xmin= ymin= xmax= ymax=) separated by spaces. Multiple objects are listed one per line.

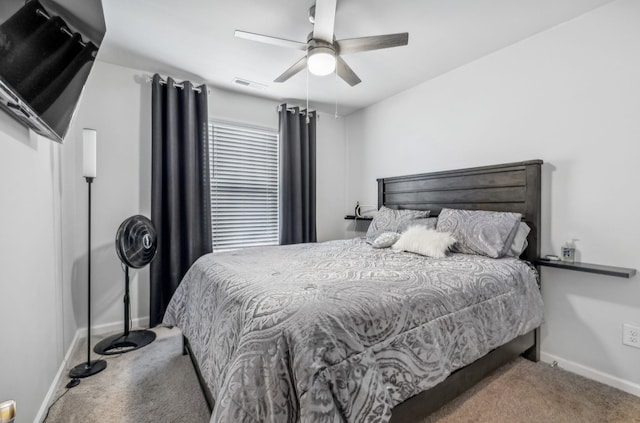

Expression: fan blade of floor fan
xmin=336 ymin=33 xmax=409 ymax=55
xmin=275 ymin=56 xmax=308 ymax=82
xmin=336 ymin=57 xmax=361 ymax=86
xmin=235 ymin=30 xmax=307 ymax=51
xmin=312 ymin=0 xmax=337 ymax=43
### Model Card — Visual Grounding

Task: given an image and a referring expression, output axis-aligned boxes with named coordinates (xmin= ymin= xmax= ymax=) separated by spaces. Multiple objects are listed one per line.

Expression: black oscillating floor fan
xmin=94 ymin=215 xmax=157 ymax=355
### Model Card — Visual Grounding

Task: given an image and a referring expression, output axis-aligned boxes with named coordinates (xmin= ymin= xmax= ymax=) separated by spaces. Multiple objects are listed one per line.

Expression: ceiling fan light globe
xmin=308 ymin=47 xmax=336 ymax=76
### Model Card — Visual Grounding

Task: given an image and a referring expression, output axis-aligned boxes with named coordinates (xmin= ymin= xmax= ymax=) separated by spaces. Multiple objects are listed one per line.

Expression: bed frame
xmin=184 ymin=159 xmax=543 ymax=421
xmin=378 ymin=159 xmax=542 ymax=421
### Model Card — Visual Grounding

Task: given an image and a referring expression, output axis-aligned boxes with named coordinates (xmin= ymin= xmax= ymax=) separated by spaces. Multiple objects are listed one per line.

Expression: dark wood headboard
xmin=377 ymin=160 xmax=542 ymax=262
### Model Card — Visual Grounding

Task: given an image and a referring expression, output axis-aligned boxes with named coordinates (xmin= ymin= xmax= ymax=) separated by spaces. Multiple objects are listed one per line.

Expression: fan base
xmin=93 ymin=330 xmax=156 ymax=355
xmin=69 ymin=359 xmax=107 ymax=378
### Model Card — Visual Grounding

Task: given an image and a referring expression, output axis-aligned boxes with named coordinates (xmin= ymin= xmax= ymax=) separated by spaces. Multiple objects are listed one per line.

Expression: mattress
xmin=163 ymin=238 xmax=544 ymax=423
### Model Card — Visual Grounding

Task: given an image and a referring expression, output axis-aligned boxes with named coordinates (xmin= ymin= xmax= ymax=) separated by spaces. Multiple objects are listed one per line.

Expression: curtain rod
xmin=277 ymin=105 xmax=318 ymax=116
xmin=146 ymin=76 xmax=209 ymax=94
xmin=35 ymin=8 xmax=88 ymax=48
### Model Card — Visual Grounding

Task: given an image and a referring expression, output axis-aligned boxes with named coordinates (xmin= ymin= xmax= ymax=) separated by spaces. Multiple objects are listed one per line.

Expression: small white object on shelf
xmin=561 ymin=240 xmax=576 ymax=263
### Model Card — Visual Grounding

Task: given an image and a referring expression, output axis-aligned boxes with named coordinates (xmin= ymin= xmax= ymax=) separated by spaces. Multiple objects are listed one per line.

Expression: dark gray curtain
xmin=279 ymin=105 xmax=317 ymax=245
xmin=150 ymin=74 xmax=211 ymax=327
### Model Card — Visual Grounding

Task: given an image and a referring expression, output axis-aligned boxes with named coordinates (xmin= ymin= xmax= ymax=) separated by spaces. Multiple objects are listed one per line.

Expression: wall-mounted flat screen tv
xmin=0 ymin=0 xmax=105 ymax=143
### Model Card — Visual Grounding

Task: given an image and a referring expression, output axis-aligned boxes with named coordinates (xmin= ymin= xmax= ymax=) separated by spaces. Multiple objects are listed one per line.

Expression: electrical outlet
xmin=623 ymin=323 xmax=640 ymax=349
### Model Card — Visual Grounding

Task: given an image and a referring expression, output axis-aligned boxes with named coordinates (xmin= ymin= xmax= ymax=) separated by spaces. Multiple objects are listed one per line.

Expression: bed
xmin=164 ymin=159 xmax=544 ymax=423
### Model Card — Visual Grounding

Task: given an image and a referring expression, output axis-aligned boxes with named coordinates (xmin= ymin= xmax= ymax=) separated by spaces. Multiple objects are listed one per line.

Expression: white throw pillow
xmin=392 ymin=227 xmax=456 ymax=258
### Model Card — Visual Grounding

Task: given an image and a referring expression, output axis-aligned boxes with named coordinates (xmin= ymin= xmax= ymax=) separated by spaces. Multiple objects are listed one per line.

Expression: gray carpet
xmin=421 ymin=358 xmax=640 ymax=423
xmin=45 ymin=328 xmax=640 ymax=423
xmin=45 ymin=327 xmax=210 ymax=423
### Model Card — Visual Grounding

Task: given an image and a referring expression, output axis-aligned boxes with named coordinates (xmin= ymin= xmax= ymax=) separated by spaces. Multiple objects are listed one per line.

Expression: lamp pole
xmin=68 ymin=130 xmax=106 ymax=378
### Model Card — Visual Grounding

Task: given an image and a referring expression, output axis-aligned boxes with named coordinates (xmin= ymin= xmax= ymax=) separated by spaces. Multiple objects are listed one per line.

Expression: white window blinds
xmin=209 ymin=122 xmax=279 ymax=251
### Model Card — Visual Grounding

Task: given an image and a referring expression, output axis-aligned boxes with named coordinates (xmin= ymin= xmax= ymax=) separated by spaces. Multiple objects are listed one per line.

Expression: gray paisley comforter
xmin=163 ymin=238 xmax=543 ymax=423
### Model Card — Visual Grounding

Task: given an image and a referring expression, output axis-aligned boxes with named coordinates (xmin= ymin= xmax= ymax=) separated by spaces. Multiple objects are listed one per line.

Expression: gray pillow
xmin=436 ymin=208 xmax=522 ymax=258
xmin=397 ymin=217 xmax=437 ymax=233
xmin=504 ymin=222 xmax=531 ymax=257
xmin=366 ymin=206 xmax=430 ymax=244
xmin=371 ymin=232 xmax=401 ymax=249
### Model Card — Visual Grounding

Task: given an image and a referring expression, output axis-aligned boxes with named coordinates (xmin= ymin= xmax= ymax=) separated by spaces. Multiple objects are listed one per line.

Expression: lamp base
xmin=69 ymin=359 xmax=106 ymax=378
xmin=93 ymin=330 xmax=156 ymax=355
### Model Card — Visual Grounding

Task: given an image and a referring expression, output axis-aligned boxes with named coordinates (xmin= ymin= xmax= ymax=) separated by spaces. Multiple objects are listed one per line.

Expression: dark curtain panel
xmin=279 ymin=105 xmax=317 ymax=245
xmin=150 ymin=74 xmax=211 ymax=327
xmin=0 ymin=0 xmax=97 ymax=113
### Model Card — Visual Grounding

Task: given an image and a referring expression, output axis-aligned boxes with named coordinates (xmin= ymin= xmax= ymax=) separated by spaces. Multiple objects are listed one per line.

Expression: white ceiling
xmin=97 ymin=0 xmax=613 ymax=115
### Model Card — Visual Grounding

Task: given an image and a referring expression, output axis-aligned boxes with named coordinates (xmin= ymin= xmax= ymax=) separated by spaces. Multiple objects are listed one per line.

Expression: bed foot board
xmin=389 ymin=330 xmax=536 ymax=422
xmin=182 ymin=328 xmax=538 ymax=421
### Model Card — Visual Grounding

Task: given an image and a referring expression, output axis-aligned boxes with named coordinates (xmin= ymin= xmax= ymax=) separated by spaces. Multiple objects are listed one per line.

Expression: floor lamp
xmin=69 ymin=129 xmax=106 ymax=378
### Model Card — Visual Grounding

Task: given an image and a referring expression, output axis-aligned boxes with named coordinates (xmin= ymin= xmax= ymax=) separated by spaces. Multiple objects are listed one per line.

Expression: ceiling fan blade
xmin=275 ymin=56 xmax=308 ymax=83
xmin=312 ymin=0 xmax=337 ymax=43
xmin=336 ymin=33 xmax=409 ymax=55
xmin=235 ymin=30 xmax=307 ymax=51
xmin=336 ymin=57 xmax=361 ymax=87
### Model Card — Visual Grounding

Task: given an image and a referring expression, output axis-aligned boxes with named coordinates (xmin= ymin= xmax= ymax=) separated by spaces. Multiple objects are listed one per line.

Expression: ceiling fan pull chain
xmin=334 ymin=68 xmax=339 ymax=119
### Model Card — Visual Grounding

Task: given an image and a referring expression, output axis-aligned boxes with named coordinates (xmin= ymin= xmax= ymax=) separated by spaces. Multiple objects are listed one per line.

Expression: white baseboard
xmin=541 ymin=352 xmax=640 ymax=397
xmin=34 ymin=316 xmax=150 ymax=423
xmin=33 ymin=329 xmax=81 ymax=423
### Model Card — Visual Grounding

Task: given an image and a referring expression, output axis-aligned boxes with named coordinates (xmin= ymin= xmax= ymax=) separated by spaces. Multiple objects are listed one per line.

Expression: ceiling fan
xmin=234 ymin=0 xmax=409 ymax=86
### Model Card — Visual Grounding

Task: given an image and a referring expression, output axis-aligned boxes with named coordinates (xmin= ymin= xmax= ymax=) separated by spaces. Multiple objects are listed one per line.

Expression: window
xmin=209 ymin=122 xmax=279 ymax=251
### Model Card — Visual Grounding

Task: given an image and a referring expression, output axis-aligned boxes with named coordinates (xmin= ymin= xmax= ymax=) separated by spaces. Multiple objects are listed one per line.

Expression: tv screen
xmin=0 ymin=0 xmax=105 ymax=143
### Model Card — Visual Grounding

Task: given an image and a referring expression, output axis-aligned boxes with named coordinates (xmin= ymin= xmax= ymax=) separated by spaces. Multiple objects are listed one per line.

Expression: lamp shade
xmin=307 ymin=46 xmax=336 ymax=76
xmin=83 ymin=128 xmax=97 ymax=178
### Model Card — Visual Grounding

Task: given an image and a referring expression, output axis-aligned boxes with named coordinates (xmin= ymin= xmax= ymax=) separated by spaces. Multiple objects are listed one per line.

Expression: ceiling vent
xmin=232 ymin=78 xmax=267 ymax=90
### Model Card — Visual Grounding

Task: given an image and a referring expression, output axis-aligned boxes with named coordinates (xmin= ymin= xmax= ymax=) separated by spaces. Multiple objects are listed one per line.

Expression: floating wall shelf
xmin=535 ymin=259 xmax=636 ymax=279
xmin=344 ymin=215 xmax=373 ymax=221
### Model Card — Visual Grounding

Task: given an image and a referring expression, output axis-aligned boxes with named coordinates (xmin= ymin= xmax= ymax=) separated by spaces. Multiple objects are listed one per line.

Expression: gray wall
xmin=0 ymin=114 xmax=63 ymax=420
xmin=344 ymin=0 xmax=640 ymax=394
